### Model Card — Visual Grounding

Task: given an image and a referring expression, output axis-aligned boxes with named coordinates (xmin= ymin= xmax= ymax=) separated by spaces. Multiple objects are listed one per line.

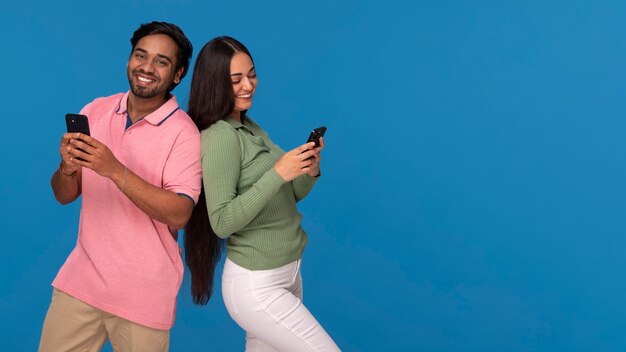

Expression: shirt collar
xmin=224 ymin=115 xmax=253 ymax=134
xmin=115 ymin=91 xmax=181 ymax=126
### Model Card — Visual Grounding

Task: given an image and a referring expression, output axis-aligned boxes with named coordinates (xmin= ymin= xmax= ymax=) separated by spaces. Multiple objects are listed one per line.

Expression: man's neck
xmin=127 ymin=93 xmax=169 ymax=122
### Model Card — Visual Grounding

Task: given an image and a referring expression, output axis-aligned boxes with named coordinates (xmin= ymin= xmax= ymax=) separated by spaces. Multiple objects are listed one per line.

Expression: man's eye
xmin=157 ymin=60 xmax=168 ymax=66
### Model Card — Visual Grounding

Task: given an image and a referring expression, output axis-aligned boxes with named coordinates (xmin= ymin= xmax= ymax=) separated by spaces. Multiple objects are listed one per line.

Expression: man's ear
xmin=173 ymin=67 xmax=184 ymax=84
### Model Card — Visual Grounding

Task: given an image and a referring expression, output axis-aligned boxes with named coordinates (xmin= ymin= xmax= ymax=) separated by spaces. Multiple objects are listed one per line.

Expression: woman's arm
xmin=291 ymin=174 xmax=318 ymax=202
xmin=204 ymin=127 xmax=285 ymax=238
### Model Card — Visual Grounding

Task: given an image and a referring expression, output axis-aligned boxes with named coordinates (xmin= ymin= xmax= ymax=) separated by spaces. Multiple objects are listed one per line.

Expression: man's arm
xmin=112 ymin=167 xmax=194 ymax=229
xmin=51 ymin=133 xmax=83 ymax=204
xmin=66 ymin=133 xmax=194 ymax=229
xmin=51 ymin=166 xmax=82 ymax=205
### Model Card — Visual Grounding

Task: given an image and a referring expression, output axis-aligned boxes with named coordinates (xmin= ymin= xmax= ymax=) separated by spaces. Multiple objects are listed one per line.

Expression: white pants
xmin=222 ymin=258 xmax=340 ymax=352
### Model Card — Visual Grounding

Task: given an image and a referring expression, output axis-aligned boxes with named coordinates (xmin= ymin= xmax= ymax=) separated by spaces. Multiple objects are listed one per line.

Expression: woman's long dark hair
xmin=184 ymin=36 xmax=254 ymax=305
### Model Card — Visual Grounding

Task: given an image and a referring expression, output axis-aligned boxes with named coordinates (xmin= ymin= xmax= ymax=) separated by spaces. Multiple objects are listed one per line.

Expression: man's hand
xmin=64 ymin=132 xmax=194 ymax=228
xmin=59 ymin=133 xmax=81 ymax=176
xmin=52 ymin=133 xmax=85 ymax=204
xmin=66 ymin=133 xmax=125 ymax=182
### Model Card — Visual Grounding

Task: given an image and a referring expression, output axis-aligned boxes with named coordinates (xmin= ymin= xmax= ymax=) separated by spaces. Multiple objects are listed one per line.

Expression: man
xmin=39 ymin=21 xmax=201 ymax=351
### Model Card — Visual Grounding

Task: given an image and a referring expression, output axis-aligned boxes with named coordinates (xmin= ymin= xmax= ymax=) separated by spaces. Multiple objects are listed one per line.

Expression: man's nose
xmin=139 ymin=60 xmax=156 ymax=73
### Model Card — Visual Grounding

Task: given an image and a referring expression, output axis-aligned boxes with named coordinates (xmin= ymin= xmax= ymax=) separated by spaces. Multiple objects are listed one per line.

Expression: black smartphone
xmin=303 ymin=126 xmax=326 ymax=161
xmin=65 ymin=113 xmax=90 ymax=161
xmin=306 ymin=126 xmax=327 ymax=148
xmin=65 ymin=113 xmax=90 ymax=136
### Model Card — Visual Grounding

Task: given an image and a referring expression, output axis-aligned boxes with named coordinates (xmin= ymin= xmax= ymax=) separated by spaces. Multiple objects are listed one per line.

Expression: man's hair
xmin=129 ymin=21 xmax=193 ymax=92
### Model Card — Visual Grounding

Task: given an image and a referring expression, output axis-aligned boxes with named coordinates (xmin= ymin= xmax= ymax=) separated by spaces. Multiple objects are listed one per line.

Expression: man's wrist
xmin=59 ymin=163 xmax=76 ymax=177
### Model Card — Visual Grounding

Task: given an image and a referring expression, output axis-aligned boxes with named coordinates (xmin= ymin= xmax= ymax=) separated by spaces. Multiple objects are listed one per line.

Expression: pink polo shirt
xmin=52 ymin=92 xmax=202 ymax=330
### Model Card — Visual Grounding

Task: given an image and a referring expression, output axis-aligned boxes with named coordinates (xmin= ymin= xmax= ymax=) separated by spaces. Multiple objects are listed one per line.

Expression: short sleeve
xmin=162 ymin=124 xmax=202 ymax=204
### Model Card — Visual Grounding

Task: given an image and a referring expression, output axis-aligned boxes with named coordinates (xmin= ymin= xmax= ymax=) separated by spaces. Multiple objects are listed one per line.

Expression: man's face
xmin=127 ymin=34 xmax=183 ymax=99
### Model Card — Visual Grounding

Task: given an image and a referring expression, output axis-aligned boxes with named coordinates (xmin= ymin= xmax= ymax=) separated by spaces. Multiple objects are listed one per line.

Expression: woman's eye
xmin=232 ymin=81 xmax=241 ymax=84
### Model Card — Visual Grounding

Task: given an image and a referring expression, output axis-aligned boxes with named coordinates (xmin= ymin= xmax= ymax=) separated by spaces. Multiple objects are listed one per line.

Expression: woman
xmin=185 ymin=36 xmax=340 ymax=351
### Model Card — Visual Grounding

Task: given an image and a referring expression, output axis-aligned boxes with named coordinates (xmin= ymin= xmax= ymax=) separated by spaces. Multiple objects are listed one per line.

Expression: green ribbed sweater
xmin=202 ymin=116 xmax=318 ymax=270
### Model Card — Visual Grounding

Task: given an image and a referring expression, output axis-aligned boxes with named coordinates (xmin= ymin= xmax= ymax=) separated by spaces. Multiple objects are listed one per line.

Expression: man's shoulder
xmin=164 ymin=108 xmax=200 ymax=137
xmin=81 ymin=92 xmax=125 ymax=117
xmin=90 ymin=92 xmax=125 ymax=108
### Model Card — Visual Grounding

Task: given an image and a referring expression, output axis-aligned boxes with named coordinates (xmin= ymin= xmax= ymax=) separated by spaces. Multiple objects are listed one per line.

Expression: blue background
xmin=2 ymin=1 xmax=626 ymax=351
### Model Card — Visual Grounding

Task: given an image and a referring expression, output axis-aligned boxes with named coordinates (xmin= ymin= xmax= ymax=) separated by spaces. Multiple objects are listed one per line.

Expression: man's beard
xmin=129 ymin=82 xmax=162 ymax=99
xmin=127 ymin=69 xmax=168 ymax=99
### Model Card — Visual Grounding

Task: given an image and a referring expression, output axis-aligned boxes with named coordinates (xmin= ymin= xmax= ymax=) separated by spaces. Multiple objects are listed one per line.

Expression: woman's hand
xmin=306 ymin=137 xmax=324 ymax=177
xmin=274 ymin=142 xmax=318 ymax=181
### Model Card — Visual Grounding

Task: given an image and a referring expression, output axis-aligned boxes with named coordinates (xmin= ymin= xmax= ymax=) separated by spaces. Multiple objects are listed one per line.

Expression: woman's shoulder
xmin=201 ymin=120 xmax=241 ymax=147
xmin=202 ymin=119 xmax=236 ymax=136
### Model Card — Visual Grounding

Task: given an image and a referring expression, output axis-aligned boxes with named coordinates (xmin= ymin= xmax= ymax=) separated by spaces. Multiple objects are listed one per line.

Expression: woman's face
xmin=229 ymin=52 xmax=257 ymax=119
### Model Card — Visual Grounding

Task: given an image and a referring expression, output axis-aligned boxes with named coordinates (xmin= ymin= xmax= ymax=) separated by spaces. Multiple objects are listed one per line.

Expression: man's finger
xmin=73 ymin=133 xmax=98 ymax=147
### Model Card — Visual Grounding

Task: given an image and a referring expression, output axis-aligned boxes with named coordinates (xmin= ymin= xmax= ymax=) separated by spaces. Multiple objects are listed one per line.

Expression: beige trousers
xmin=38 ymin=288 xmax=169 ymax=352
